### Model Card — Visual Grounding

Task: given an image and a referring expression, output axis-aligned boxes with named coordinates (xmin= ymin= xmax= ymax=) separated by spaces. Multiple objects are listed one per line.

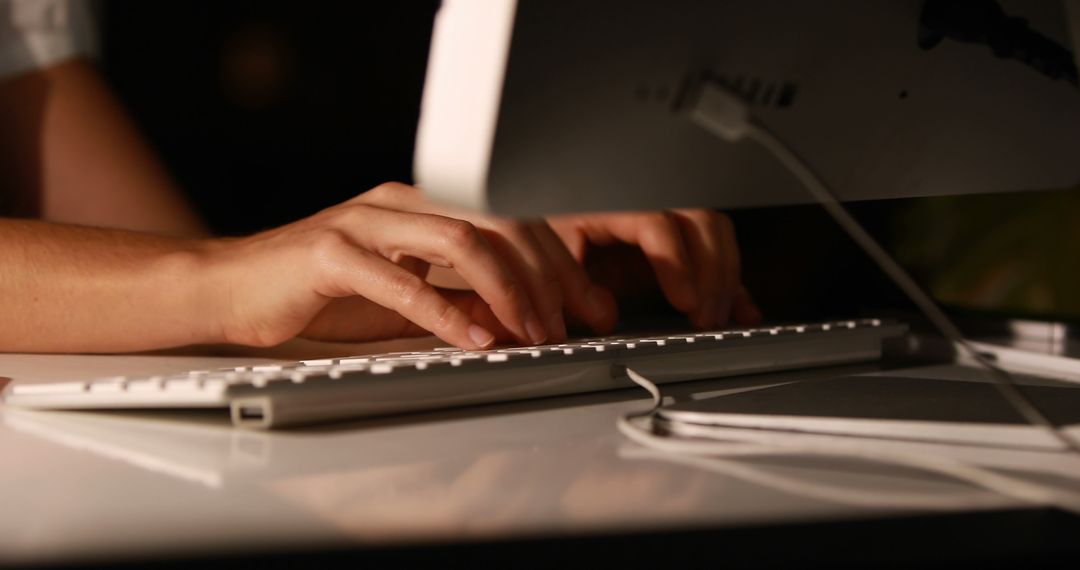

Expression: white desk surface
xmin=1 ymin=339 xmax=1076 ymax=566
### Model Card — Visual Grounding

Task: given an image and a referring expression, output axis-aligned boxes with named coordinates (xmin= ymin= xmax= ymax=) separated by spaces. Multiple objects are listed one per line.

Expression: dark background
xmin=99 ymin=0 xmax=440 ymax=235
xmin=94 ymin=1 xmax=1079 ymax=326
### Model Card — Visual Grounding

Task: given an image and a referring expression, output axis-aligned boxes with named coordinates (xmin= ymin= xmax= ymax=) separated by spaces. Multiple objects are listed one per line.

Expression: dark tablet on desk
xmin=657 ymin=374 xmax=1080 ymax=450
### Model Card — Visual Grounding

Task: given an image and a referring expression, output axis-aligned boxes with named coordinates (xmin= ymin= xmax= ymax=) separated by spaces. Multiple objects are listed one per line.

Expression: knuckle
xmin=640 ymin=211 xmax=664 ymax=225
xmin=352 ymin=182 xmax=420 ymax=207
xmin=492 ymin=218 xmax=527 ymax=237
xmin=368 ymin=181 xmax=415 ymax=202
xmin=392 ymin=273 xmax=430 ymax=309
xmin=310 ymin=229 xmax=350 ymax=261
xmin=638 ymin=211 xmax=681 ymax=245
xmin=500 ymin=279 xmax=530 ymax=310
xmin=430 ymin=300 xmax=458 ymax=333
xmin=647 ymin=210 xmax=680 ymax=231
xmin=361 ymin=183 xmax=389 ymax=203
xmin=321 ymin=202 xmax=369 ymax=228
xmin=682 ymin=208 xmax=716 ymax=225
xmin=441 ymin=218 xmax=483 ymax=250
xmin=328 ymin=206 xmax=363 ymax=229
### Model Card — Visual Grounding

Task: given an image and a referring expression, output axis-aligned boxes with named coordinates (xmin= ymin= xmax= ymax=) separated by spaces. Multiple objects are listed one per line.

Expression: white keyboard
xmin=1 ymin=319 xmax=905 ymax=429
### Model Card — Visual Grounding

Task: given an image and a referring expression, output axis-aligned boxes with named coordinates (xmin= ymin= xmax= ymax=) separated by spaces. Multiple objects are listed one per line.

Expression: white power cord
xmin=611 ymin=82 xmax=1080 ymax=514
xmin=617 ymin=367 xmax=1080 ymax=513
xmin=689 ymin=82 xmax=1080 ymax=454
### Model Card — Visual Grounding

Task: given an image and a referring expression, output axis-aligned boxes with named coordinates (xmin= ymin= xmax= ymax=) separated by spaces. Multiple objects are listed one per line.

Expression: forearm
xmin=0 ymin=219 xmax=217 ymax=353
xmin=0 ymin=60 xmax=208 ymax=238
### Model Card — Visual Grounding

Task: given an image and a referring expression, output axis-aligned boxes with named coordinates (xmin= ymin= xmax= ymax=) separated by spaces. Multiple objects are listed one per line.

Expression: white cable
xmin=611 ymin=84 xmax=1080 ymax=514
xmin=617 ymin=367 xmax=1080 ymax=513
xmin=688 ymin=83 xmax=1080 ymax=453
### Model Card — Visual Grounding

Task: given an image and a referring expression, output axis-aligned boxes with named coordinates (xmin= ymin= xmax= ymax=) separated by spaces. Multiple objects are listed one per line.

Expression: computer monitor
xmin=413 ymin=0 xmax=1080 ymax=216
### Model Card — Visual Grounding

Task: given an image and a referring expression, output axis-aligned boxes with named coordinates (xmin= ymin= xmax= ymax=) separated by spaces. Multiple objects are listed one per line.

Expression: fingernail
xmin=468 ymin=324 xmax=495 ymax=349
xmin=548 ymin=312 xmax=566 ymax=341
xmin=525 ymin=317 xmax=548 ymax=345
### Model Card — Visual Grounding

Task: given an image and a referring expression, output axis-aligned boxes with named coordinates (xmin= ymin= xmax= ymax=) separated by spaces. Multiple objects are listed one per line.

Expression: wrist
xmin=149 ymin=237 xmax=232 ymax=346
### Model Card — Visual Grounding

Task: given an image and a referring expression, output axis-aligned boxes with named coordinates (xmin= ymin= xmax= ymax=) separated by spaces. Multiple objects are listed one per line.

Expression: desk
xmin=2 ymin=340 xmax=1079 ymax=567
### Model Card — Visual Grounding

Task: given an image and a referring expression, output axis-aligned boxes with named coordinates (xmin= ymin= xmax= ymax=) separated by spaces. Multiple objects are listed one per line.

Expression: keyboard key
xmin=127 ymin=377 xmax=165 ymax=392
xmin=497 ymin=348 xmax=544 ymax=358
xmin=337 ymin=357 xmax=373 ymax=365
xmin=12 ymin=381 xmax=88 ymax=395
xmin=165 ymin=378 xmax=203 ymax=391
xmin=89 ymin=380 xmax=127 ymax=394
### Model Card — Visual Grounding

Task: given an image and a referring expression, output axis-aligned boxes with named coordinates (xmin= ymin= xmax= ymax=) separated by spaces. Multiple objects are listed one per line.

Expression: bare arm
xmin=0 ymin=219 xmax=211 ymax=352
xmin=0 ymin=60 xmax=207 ymax=237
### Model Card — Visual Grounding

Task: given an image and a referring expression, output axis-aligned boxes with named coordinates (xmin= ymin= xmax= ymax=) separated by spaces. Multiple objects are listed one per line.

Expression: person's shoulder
xmin=0 ymin=0 xmax=97 ymax=81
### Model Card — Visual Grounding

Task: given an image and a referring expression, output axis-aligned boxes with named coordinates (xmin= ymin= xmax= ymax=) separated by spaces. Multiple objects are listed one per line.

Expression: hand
xmin=348 ymin=184 xmax=760 ymax=337
xmin=199 ymin=183 xmax=759 ymax=350
xmin=200 ymin=183 xmax=556 ymax=350
xmin=547 ymin=210 xmax=761 ymax=330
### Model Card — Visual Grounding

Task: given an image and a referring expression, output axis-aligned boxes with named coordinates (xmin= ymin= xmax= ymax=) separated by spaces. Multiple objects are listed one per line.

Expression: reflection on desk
xmin=3 ymin=357 xmax=1080 ymax=566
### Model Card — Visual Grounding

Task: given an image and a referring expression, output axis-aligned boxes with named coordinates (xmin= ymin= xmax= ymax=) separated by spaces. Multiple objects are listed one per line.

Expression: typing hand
xmin=202 ymin=183 xmax=554 ymax=349
xmin=201 ymin=183 xmax=758 ymax=350
xmin=546 ymin=210 xmax=761 ymax=331
xmin=352 ymin=183 xmax=760 ymax=338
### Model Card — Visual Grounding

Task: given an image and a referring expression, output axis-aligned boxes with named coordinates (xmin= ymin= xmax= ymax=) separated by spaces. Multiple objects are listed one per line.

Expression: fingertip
xmin=670 ymin=280 xmax=700 ymax=314
xmin=548 ymin=312 xmax=567 ymax=343
xmin=525 ymin=317 xmax=548 ymax=345
xmin=467 ymin=324 xmax=496 ymax=349
xmin=732 ymin=288 xmax=762 ymax=326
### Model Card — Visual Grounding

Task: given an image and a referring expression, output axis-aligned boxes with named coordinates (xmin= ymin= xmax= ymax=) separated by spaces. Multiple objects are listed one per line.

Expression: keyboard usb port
xmin=231 ymin=398 xmax=272 ymax=428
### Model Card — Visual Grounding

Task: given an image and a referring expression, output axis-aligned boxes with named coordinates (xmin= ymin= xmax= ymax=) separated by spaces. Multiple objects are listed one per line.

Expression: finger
xmin=712 ymin=212 xmax=741 ymax=326
xmin=359 ymin=186 xmax=561 ymax=343
xmin=383 ymin=288 xmax=520 ymax=343
xmin=340 ymin=206 xmax=545 ymax=345
xmin=575 ymin=212 xmax=699 ymax=314
xmin=732 ymin=284 xmax=763 ymax=326
xmin=480 ymin=222 xmax=566 ymax=343
xmin=674 ymin=209 xmax=741 ymax=328
xmin=396 ymin=255 xmax=430 ymax=279
xmin=672 ymin=209 xmax=722 ymax=329
xmin=442 ymin=289 xmax=520 ymax=342
xmin=530 ymin=221 xmax=618 ymax=335
xmin=314 ymin=238 xmax=495 ymax=350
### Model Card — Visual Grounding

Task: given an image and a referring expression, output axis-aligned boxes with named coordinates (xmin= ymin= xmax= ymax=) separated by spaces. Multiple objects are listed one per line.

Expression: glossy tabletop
xmin=1 ymin=339 xmax=1077 ymax=566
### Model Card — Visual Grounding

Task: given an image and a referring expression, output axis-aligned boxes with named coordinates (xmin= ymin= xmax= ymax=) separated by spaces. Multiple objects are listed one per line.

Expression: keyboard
xmin=1 ymin=319 xmax=905 ymax=429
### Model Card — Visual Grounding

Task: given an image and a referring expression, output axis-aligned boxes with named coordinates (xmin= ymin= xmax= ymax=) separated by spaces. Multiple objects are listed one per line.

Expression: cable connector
xmin=688 ymin=82 xmax=751 ymax=142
